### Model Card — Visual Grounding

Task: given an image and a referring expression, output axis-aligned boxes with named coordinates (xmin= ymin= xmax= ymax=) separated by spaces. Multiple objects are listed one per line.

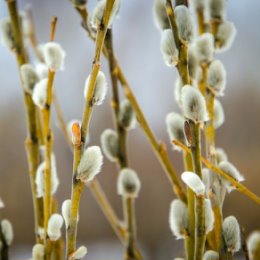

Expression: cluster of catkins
xmin=0 ymin=0 xmax=142 ymax=259
xmin=0 ymin=200 xmax=14 ymax=259
xmin=153 ymin=0 xmax=260 ymax=259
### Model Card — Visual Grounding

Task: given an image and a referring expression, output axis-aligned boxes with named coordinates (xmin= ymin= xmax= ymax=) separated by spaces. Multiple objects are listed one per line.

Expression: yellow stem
xmin=189 ymin=121 xmax=206 ymax=260
xmin=183 ymin=152 xmax=195 ymax=260
xmin=172 ymin=140 xmax=260 ymax=204
xmin=6 ymin=0 xmax=42 ymax=242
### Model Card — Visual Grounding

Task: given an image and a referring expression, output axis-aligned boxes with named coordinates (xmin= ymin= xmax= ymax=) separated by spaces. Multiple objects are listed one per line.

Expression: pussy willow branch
xmin=202 ymin=11 xmax=225 ymax=250
xmin=173 ymin=140 xmax=260 ymax=204
xmin=105 ymin=30 xmax=142 ymax=260
xmin=66 ymin=129 xmax=84 ymax=259
xmin=6 ymin=0 xmax=43 ymax=242
xmin=42 ymin=17 xmax=57 ymax=239
xmin=69 ymin=3 xmax=187 ymax=203
xmin=67 ymin=0 xmax=116 ymax=258
xmin=189 ymin=121 xmax=206 ymax=260
xmin=166 ymin=2 xmax=205 ymax=258
xmin=204 ymin=89 xmax=222 ymax=251
xmin=52 ymin=98 xmax=127 ymax=244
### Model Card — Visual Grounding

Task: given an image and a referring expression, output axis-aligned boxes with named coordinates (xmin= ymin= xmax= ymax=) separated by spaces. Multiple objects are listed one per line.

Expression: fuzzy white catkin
xmin=181 ymin=85 xmax=208 ymax=123
xmin=165 ymin=112 xmax=186 ymax=150
xmin=169 ymin=199 xmax=188 ymax=239
xmin=209 ymin=0 xmax=226 ymax=19
xmin=118 ymin=99 xmax=136 ymax=129
xmin=101 ymin=129 xmax=119 ymax=162
xmin=175 ymin=5 xmax=194 ymax=42
xmin=43 ymin=42 xmax=66 ymax=71
xmin=1 ymin=219 xmax=13 ymax=246
xmin=222 ymin=216 xmax=241 ymax=253
xmin=247 ymin=231 xmax=260 ymax=260
xmin=32 ymin=244 xmax=45 ymax=260
xmin=153 ymin=0 xmax=170 ymax=30
xmin=117 ymin=168 xmax=141 ymax=198
xmin=47 ymin=214 xmax=63 ymax=241
xmin=84 ymin=71 xmax=108 ymax=105
xmin=77 ymin=146 xmax=103 ymax=183
xmin=196 ymin=33 xmax=214 ymax=64
xmin=207 ymin=60 xmax=226 ymax=96
xmin=90 ymin=0 xmax=121 ymax=30
xmin=32 ymin=78 xmax=48 ymax=109
xmin=0 ymin=18 xmax=15 ymax=50
xmin=181 ymin=171 xmax=205 ymax=196
xmin=215 ymin=147 xmax=228 ymax=163
xmin=216 ymin=21 xmax=237 ymax=52
xmin=35 ymin=62 xmax=48 ymax=79
xmin=70 ymin=246 xmax=88 ymax=259
xmin=61 ymin=200 xmax=71 ymax=229
xmin=0 ymin=197 xmax=4 ymax=208
xmin=214 ymin=99 xmax=225 ymax=129
xmin=35 ymin=154 xmax=59 ymax=198
xmin=160 ymin=29 xmax=179 ymax=67
xmin=204 ymin=198 xmax=214 ymax=233
xmin=174 ymin=77 xmax=183 ymax=105
xmin=203 ymin=250 xmax=219 ymax=260
xmin=20 ymin=64 xmax=39 ymax=94
xmin=218 ymin=161 xmax=244 ymax=192
xmin=188 ymin=45 xmax=199 ymax=80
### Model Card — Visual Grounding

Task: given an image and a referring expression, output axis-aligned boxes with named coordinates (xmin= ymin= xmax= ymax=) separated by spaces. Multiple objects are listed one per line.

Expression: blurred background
xmin=0 ymin=0 xmax=260 ymax=259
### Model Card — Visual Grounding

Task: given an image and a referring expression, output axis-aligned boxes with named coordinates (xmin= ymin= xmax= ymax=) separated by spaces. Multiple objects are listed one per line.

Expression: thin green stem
xmin=105 ymin=29 xmax=140 ymax=260
xmin=6 ymin=0 xmax=42 ymax=242
xmin=183 ymin=152 xmax=195 ymax=260
xmin=42 ymin=18 xmax=58 ymax=240
xmin=81 ymin=0 xmax=115 ymax=144
xmin=189 ymin=121 xmax=206 ymax=260
xmin=66 ymin=142 xmax=83 ymax=259
xmin=123 ymin=198 xmax=137 ymax=260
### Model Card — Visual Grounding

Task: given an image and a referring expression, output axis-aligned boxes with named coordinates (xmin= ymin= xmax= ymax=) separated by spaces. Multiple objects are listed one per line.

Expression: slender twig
xmin=204 ymin=89 xmax=222 ymax=251
xmin=189 ymin=121 xmax=206 ymax=260
xmin=66 ymin=123 xmax=84 ymax=259
xmin=172 ymin=140 xmax=260 ymax=204
xmin=42 ymin=17 xmax=58 ymax=238
xmin=183 ymin=152 xmax=195 ymax=260
xmin=6 ymin=0 xmax=43 ymax=242
xmin=105 ymin=30 xmax=141 ymax=260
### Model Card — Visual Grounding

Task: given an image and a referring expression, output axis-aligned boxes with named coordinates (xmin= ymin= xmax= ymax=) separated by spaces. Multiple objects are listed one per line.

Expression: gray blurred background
xmin=0 ymin=0 xmax=260 ymax=259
